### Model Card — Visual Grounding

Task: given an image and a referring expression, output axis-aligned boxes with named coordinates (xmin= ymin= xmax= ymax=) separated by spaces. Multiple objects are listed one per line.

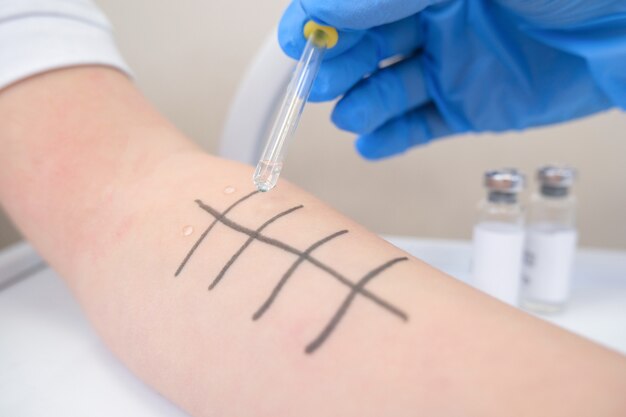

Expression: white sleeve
xmin=0 ymin=0 xmax=131 ymax=90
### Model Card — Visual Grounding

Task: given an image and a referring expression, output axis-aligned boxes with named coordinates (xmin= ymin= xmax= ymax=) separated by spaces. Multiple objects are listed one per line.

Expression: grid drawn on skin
xmin=174 ymin=190 xmax=260 ymax=277
xmin=194 ymin=199 xmax=408 ymax=321
xmin=176 ymin=193 xmax=410 ymax=353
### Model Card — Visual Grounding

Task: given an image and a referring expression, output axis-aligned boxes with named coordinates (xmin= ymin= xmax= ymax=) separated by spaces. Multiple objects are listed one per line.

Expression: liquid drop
xmin=182 ymin=225 xmax=194 ymax=236
xmin=223 ymin=186 xmax=236 ymax=194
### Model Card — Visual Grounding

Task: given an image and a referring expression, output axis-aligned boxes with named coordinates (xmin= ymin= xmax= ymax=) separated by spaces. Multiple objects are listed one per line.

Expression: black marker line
xmin=196 ymin=200 xmax=408 ymax=321
xmin=209 ymin=205 xmax=304 ymax=290
xmin=174 ymin=190 xmax=259 ymax=277
xmin=305 ymin=257 xmax=409 ymax=354
xmin=253 ymin=229 xmax=349 ymax=320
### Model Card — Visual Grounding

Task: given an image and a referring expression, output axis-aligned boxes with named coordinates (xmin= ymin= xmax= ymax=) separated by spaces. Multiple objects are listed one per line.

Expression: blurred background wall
xmin=1 ymin=0 xmax=625 ymax=250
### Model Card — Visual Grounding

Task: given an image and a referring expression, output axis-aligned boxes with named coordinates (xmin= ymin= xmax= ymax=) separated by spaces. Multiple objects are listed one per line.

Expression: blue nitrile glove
xmin=278 ymin=0 xmax=626 ymax=159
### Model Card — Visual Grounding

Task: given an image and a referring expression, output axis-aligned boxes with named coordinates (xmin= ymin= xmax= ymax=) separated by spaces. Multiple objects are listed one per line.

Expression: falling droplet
xmin=223 ymin=186 xmax=236 ymax=194
xmin=182 ymin=225 xmax=194 ymax=236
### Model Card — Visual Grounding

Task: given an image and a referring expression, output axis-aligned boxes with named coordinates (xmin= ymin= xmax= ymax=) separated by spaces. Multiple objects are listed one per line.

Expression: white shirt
xmin=0 ymin=0 xmax=130 ymax=90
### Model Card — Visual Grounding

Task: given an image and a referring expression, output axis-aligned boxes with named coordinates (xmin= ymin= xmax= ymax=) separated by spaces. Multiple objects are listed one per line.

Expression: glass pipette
xmin=253 ymin=22 xmax=338 ymax=192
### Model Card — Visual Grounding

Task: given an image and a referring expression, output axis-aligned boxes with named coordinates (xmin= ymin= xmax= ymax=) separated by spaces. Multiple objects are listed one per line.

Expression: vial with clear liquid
xmin=471 ymin=169 xmax=525 ymax=306
xmin=522 ymin=166 xmax=578 ymax=313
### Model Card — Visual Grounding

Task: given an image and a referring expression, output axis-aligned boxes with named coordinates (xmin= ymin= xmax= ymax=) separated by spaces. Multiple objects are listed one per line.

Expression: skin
xmin=0 ymin=66 xmax=625 ymax=417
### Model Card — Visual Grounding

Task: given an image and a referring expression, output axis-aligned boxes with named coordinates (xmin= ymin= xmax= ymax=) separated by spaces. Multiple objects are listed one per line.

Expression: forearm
xmin=0 ymin=67 xmax=195 ymax=275
xmin=1 ymin=67 xmax=624 ymax=417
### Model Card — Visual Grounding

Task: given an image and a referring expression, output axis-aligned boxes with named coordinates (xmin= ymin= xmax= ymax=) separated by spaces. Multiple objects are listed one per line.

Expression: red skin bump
xmin=113 ymin=213 xmax=136 ymax=240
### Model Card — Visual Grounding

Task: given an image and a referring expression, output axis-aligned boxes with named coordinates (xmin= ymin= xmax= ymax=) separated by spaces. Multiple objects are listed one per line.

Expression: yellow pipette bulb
xmin=253 ymin=22 xmax=338 ymax=192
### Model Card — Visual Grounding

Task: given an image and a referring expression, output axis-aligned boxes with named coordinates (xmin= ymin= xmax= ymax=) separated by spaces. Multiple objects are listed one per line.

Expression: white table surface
xmin=1 ymin=238 xmax=625 ymax=416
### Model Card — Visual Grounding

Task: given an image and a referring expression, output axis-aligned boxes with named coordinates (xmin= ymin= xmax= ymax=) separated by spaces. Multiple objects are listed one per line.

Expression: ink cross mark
xmin=209 ymin=204 xmax=304 ymax=290
xmin=175 ymin=190 xmax=260 ymax=277
xmin=176 ymin=192 xmax=409 ymax=354
xmin=252 ymin=229 xmax=348 ymax=321
xmin=305 ymin=256 xmax=408 ymax=354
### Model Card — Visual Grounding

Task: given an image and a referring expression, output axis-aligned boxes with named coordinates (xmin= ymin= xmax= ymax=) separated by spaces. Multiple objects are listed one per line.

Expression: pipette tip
xmin=255 ymin=181 xmax=272 ymax=192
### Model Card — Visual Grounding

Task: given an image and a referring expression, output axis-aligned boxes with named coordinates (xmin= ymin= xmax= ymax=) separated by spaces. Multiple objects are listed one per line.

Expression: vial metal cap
xmin=484 ymin=168 xmax=525 ymax=193
xmin=537 ymin=165 xmax=576 ymax=188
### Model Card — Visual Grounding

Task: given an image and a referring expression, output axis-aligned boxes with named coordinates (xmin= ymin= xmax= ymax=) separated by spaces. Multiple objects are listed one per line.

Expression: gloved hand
xmin=278 ymin=0 xmax=626 ymax=159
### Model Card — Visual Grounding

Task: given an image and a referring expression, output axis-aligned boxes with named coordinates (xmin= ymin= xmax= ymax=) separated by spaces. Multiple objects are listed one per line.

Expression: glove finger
xmin=301 ymin=0 xmax=446 ymax=30
xmin=331 ymin=55 xmax=429 ymax=134
xmin=494 ymin=0 xmax=626 ymax=28
xmin=279 ymin=0 xmax=366 ymax=61
xmin=355 ymin=104 xmax=460 ymax=160
xmin=310 ymin=15 xmax=424 ymax=102
xmin=309 ymin=36 xmax=379 ymax=101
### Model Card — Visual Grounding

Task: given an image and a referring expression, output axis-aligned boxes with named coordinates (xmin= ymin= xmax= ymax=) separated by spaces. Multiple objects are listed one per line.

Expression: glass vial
xmin=471 ymin=169 xmax=525 ymax=306
xmin=522 ymin=166 xmax=578 ymax=313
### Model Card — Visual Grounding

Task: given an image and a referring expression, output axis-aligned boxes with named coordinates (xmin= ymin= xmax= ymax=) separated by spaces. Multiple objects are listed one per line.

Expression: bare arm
xmin=1 ymin=67 xmax=624 ymax=417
